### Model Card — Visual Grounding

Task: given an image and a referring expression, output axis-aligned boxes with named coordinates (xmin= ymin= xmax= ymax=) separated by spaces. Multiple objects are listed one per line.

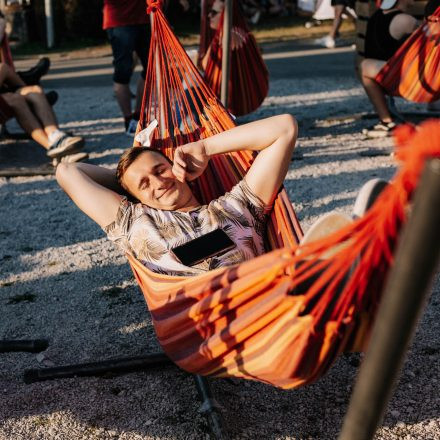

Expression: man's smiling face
xmin=121 ymin=150 xmax=194 ymax=210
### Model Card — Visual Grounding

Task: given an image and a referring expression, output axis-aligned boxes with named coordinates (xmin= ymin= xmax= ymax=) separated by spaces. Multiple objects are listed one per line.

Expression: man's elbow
xmin=55 ymin=162 xmax=75 ymax=190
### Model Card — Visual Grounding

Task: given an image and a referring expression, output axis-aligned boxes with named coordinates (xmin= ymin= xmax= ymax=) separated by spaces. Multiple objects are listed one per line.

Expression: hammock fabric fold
xmin=375 ymin=6 xmax=440 ymax=103
xmin=199 ymin=0 xmax=269 ymax=116
xmin=134 ymin=0 xmax=440 ymax=389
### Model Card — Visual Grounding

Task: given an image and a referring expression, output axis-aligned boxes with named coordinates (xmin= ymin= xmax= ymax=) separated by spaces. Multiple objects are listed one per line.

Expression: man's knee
xmin=19 ymin=84 xmax=44 ymax=96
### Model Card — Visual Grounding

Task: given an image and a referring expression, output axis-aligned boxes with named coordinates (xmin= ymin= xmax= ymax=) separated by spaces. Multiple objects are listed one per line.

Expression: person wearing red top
xmin=103 ymin=0 xmax=150 ymax=135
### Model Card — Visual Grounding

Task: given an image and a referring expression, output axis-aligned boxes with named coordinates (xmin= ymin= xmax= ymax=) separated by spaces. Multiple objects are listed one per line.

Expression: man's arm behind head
xmin=56 ymin=162 xmax=124 ymax=229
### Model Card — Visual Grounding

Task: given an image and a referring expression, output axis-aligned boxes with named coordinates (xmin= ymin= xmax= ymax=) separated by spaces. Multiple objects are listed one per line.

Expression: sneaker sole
xmin=47 ymin=138 xmax=85 ymax=159
xmin=52 ymin=152 xmax=89 ymax=166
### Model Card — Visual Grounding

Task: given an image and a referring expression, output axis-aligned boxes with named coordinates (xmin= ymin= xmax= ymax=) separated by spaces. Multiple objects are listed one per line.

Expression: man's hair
xmin=116 ymin=147 xmax=172 ymax=188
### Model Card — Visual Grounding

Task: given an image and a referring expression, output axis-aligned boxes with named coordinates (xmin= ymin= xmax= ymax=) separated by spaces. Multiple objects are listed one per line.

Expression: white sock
xmin=48 ymin=129 xmax=65 ymax=148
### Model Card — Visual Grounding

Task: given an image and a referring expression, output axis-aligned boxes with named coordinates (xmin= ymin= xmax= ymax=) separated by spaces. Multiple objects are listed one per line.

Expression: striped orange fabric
xmin=201 ymin=0 xmax=269 ymax=116
xmin=375 ymin=6 xmax=440 ymax=103
xmin=134 ymin=1 xmax=440 ymax=389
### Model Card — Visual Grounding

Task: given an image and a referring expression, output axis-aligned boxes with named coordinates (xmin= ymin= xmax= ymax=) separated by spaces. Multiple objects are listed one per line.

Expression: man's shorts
xmin=331 ymin=0 xmax=355 ymax=8
xmin=106 ymin=24 xmax=150 ymax=85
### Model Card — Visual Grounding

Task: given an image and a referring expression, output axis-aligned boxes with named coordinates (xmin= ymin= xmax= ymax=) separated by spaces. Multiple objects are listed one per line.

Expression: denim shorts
xmin=107 ymin=24 xmax=150 ymax=84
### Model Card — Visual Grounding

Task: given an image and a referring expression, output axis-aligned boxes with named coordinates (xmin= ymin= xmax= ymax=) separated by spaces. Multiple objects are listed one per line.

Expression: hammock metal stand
xmin=0 ymin=339 xmax=48 ymax=353
xmin=340 ymin=158 xmax=440 ymax=440
xmin=24 ymin=352 xmax=226 ymax=439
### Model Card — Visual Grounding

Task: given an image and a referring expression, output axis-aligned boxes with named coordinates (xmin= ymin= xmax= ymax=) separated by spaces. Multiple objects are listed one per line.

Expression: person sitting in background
xmin=360 ymin=0 xmax=418 ymax=137
xmin=0 ymin=62 xmax=86 ymax=164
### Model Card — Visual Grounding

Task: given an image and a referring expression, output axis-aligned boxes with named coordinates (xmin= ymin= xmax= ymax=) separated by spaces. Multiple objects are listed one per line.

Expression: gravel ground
xmin=0 ymin=50 xmax=439 ymax=440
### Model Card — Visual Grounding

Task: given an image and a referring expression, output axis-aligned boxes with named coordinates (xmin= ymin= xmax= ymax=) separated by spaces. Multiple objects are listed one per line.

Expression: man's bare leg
xmin=2 ymin=92 xmax=50 ymax=148
xmin=17 ymin=85 xmax=58 ymax=137
xmin=360 ymin=59 xmax=392 ymax=123
xmin=330 ymin=5 xmax=345 ymax=40
xmin=134 ymin=76 xmax=145 ymax=117
xmin=113 ymin=82 xmax=132 ymax=120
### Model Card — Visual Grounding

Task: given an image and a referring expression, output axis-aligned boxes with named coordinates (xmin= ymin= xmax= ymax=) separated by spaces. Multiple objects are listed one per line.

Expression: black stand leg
xmin=0 ymin=339 xmax=49 ymax=353
xmin=24 ymin=353 xmax=227 ymax=438
xmin=24 ymin=352 xmax=173 ymax=383
xmin=194 ymin=375 xmax=226 ymax=440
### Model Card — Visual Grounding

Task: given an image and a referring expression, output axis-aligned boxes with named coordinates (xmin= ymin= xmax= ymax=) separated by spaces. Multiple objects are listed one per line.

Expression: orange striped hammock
xmin=198 ymin=0 xmax=269 ymax=116
xmin=131 ymin=1 xmax=440 ymax=389
xmin=375 ymin=6 xmax=440 ymax=103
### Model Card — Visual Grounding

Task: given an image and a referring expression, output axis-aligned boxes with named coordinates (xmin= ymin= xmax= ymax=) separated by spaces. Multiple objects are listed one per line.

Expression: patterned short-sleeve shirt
xmin=104 ymin=179 xmax=271 ymax=276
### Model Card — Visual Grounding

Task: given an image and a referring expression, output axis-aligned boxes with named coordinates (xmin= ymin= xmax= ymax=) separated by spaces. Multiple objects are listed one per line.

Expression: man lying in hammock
xmin=56 ymin=114 xmax=298 ymax=276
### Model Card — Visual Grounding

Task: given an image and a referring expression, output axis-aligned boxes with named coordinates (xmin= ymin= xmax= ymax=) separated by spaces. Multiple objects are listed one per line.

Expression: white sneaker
xmin=126 ymin=119 xmax=139 ymax=137
xmin=47 ymin=135 xmax=84 ymax=159
xmin=315 ymin=35 xmax=336 ymax=49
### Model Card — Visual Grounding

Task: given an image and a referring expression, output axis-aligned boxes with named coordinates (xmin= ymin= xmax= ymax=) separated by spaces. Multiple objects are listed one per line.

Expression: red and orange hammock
xmin=198 ymin=0 xmax=269 ymax=116
xmin=133 ymin=0 xmax=440 ymax=389
xmin=375 ymin=6 xmax=440 ymax=103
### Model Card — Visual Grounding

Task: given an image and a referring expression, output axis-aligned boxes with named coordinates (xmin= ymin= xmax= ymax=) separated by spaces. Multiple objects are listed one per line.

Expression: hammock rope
xmin=132 ymin=0 xmax=440 ymax=389
xmin=199 ymin=0 xmax=269 ymax=116
xmin=375 ymin=6 xmax=440 ymax=103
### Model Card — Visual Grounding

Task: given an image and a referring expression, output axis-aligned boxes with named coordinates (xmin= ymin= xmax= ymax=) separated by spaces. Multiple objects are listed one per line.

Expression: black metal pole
xmin=193 ymin=375 xmax=226 ymax=440
xmin=339 ymin=158 xmax=440 ymax=440
xmin=24 ymin=352 xmax=174 ymax=384
xmin=0 ymin=339 xmax=49 ymax=353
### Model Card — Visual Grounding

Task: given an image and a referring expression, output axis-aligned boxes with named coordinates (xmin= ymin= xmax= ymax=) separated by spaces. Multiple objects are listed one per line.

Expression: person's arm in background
xmin=56 ymin=163 xmax=124 ymax=228
xmin=172 ymin=114 xmax=298 ymax=206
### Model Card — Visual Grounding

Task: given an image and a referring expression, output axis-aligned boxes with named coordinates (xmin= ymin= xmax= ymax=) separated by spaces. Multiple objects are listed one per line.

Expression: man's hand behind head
xmin=172 ymin=140 xmax=210 ymax=182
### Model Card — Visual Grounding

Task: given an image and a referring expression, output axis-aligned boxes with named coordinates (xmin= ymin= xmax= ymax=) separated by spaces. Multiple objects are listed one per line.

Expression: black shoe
xmin=17 ymin=57 xmax=51 ymax=85
xmin=45 ymin=90 xmax=58 ymax=106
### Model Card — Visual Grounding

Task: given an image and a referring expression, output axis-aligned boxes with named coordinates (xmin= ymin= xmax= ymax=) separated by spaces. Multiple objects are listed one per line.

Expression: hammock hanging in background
xmin=375 ymin=6 xmax=440 ymax=103
xmin=135 ymin=0 xmax=440 ymax=389
xmin=198 ymin=0 xmax=269 ymax=116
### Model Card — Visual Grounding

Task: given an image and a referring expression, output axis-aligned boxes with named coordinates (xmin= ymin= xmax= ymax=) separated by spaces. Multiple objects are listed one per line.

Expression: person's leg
xmin=329 ymin=5 xmax=345 ymax=40
xmin=360 ymin=59 xmax=393 ymax=123
xmin=1 ymin=92 xmax=51 ymax=148
xmin=0 ymin=62 xmax=26 ymax=89
xmin=14 ymin=86 xmax=84 ymax=158
xmin=17 ymin=85 xmax=58 ymax=136
xmin=133 ymin=24 xmax=150 ymax=118
xmin=107 ymin=26 xmax=136 ymax=127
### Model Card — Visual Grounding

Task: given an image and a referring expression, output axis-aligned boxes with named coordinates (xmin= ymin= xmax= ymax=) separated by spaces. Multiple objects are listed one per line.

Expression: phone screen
xmin=171 ymin=228 xmax=236 ymax=266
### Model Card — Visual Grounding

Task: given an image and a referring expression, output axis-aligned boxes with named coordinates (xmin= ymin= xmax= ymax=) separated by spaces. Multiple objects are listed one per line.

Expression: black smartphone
xmin=171 ymin=228 xmax=236 ymax=266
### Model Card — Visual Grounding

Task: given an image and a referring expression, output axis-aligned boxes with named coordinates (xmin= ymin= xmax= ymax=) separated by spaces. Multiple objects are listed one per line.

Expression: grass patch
xmin=8 ymin=292 xmax=37 ymax=304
